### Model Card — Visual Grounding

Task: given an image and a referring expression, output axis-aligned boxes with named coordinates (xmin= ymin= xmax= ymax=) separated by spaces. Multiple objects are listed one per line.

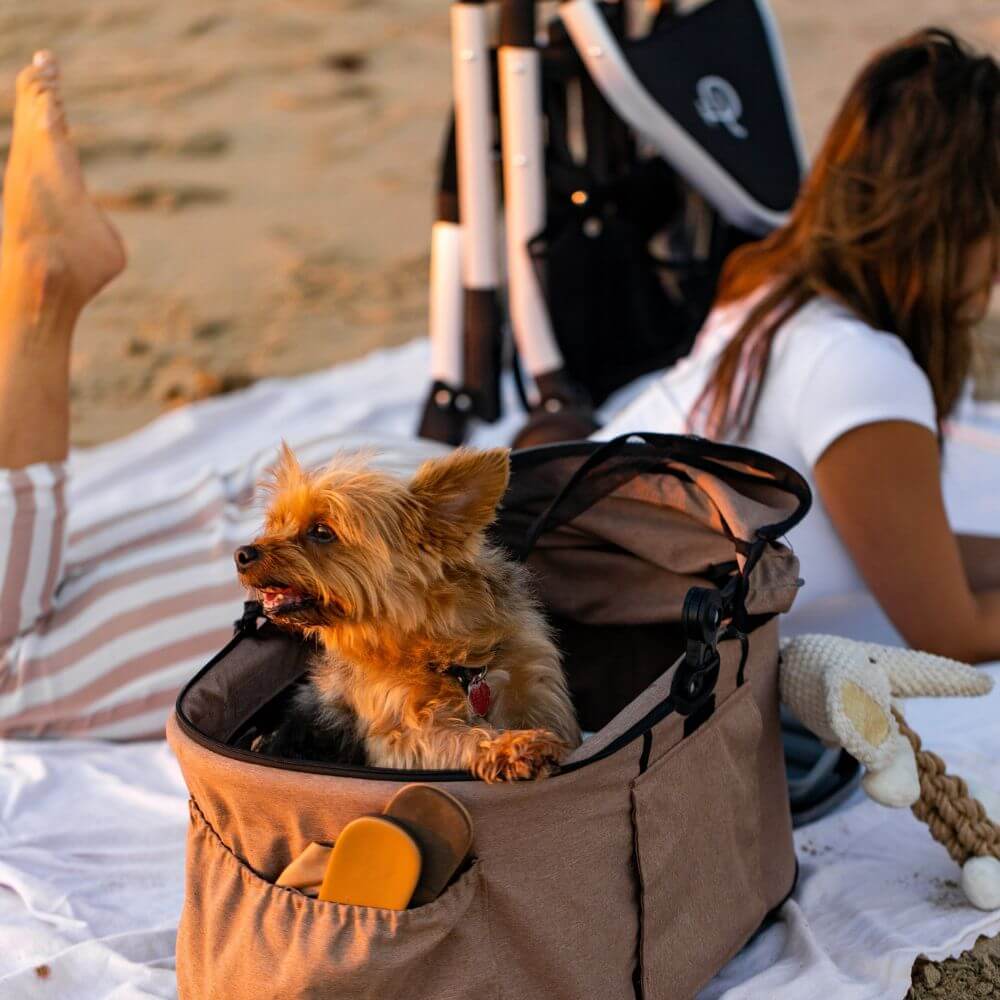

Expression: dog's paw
xmin=474 ymin=729 xmax=567 ymax=783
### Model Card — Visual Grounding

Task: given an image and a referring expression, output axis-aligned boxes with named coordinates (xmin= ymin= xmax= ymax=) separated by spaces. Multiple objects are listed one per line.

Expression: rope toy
xmin=780 ymin=634 xmax=1000 ymax=910
xmin=894 ymin=709 xmax=1000 ymax=865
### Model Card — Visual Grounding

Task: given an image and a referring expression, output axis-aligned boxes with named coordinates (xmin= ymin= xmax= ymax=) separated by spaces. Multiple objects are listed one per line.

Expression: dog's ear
xmin=270 ymin=441 xmax=305 ymax=492
xmin=410 ymin=448 xmax=510 ymax=551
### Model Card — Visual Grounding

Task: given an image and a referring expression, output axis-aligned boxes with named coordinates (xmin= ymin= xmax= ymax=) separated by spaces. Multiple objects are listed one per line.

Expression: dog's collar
xmin=444 ymin=664 xmax=491 ymax=717
xmin=443 ymin=663 xmax=487 ymax=690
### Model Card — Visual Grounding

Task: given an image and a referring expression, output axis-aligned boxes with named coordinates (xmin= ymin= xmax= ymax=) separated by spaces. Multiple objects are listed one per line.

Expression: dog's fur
xmin=236 ymin=445 xmax=580 ymax=782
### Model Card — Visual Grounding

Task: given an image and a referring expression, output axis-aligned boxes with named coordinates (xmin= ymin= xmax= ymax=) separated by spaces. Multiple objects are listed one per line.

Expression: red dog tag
xmin=468 ymin=675 xmax=492 ymax=717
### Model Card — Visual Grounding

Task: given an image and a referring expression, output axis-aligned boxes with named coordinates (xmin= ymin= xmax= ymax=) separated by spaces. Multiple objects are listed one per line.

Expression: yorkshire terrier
xmin=235 ymin=445 xmax=580 ymax=782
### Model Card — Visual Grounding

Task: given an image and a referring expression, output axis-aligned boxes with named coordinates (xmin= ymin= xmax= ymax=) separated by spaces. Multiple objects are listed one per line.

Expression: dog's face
xmin=235 ymin=444 xmax=510 ymax=634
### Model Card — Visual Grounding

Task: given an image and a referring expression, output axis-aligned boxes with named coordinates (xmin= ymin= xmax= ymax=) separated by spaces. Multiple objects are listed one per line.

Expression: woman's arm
xmin=957 ymin=534 xmax=1000 ymax=593
xmin=814 ymin=420 xmax=1000 ymax=663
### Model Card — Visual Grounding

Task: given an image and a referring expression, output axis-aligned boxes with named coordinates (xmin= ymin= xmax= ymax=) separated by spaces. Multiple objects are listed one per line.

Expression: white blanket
xmin=2 ymin=339 xmax=999 ymax=998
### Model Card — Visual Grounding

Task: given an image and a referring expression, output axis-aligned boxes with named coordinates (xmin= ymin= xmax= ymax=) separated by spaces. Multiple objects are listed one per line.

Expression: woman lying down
xmin=0 ymin=31 xmax=998 ymax=758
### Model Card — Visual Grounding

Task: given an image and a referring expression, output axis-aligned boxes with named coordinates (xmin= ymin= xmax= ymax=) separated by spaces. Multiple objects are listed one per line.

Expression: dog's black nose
xmin=235 ymin=545 xmax=259 ymax=569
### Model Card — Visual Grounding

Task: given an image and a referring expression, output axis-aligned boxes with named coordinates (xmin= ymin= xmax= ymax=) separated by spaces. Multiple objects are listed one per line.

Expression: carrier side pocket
xmin=177 ymin=800 xmax=498 ymax=1000
xmin=631 ymin=684 xmax=766 ymax=1000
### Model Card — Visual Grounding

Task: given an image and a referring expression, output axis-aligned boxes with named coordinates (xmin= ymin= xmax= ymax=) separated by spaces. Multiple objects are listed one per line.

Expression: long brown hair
xmin=694 ymin=28 xmax=1000 ymax=440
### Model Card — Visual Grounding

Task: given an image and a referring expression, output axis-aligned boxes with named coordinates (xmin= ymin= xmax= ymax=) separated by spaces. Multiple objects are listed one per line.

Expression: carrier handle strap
xmin=523 ymin=433 xmax=639 ymax=553
xmin=523 ymin=431 xmax=811 ymax=556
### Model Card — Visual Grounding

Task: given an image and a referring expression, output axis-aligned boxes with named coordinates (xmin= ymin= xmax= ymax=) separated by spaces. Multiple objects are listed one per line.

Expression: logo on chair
xmin=694 ymin=76 xmax=748 ymax=139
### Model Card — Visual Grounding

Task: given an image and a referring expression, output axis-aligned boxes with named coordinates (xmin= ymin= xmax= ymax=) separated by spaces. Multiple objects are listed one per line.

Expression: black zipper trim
xmin=173 ymin=629 xmax=477 ymax=781
xmin=173 ymin=622 xmax=687 ymax=782
xmin=175 ymin=706 xmax=476 ymax=782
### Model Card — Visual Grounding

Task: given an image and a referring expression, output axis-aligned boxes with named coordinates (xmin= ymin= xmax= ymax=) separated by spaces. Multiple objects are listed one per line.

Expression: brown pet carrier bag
xmin=166 ymin=432 xmax=811 ymax=1000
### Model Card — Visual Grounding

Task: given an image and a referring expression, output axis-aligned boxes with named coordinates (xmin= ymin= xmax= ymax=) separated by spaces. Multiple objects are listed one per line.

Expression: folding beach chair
xmin=417 ymin=0 xmax=805 ymax=444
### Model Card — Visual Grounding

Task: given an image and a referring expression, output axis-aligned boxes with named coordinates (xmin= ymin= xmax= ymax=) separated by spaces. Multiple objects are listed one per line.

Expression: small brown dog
xmin=235 ymin=445 xmax=580 ymax=782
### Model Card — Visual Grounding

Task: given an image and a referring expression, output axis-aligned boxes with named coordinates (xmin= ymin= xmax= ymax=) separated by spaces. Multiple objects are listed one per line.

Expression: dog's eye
xmin=306 ymin=522 xmax=336 ymax=543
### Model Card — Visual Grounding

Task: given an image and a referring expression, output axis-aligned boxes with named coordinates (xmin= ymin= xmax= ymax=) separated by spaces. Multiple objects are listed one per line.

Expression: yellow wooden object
xmin=318 ymin=816 xmax=422 ymax=910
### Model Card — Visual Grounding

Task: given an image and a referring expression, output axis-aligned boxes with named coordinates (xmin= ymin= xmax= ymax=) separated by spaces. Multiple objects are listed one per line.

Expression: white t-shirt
xmin=599 ymin=295 xmax=938 ymax=636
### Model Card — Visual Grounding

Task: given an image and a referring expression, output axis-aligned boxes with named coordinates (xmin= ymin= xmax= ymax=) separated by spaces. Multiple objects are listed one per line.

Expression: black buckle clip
xmin=672 ymin=587 xmax=724 ymax=716
xmin=234 ymin=600 xmax=264 ymax=636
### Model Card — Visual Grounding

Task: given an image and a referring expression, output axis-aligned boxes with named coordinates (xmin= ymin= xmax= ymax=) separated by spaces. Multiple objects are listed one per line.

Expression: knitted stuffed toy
xmin=780 ymin=634 xmax=1000 ymax=910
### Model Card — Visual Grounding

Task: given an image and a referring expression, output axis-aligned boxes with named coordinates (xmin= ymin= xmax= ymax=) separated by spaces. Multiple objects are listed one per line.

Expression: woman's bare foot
xmin=0 ymin=51 xmax=125 ymax=331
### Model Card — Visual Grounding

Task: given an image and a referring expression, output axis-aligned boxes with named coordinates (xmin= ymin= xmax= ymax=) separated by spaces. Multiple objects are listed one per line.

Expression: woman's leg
xmin=0 ymin=51 xmax=125 ymax=469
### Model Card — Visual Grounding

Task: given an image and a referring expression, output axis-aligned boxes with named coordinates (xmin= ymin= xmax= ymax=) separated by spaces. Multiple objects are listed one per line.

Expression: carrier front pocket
xmin=177 ymin=801 xmax=497 ymax=1000
xmin=631 ymin=684 xmax=766 ymax=1000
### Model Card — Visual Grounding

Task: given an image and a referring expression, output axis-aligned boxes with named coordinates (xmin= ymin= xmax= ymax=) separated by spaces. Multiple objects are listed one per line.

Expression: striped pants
xmin=0 ymin=423 xmax=445 ymax=741
xmin=0 ymin=460 xmax=251 ymax=740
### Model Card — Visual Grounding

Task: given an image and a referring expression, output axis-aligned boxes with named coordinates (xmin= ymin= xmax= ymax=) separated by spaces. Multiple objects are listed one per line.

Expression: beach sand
xmin=908 ymin=933 xmax=1000 ymax=999
xmin=1 ymin=0 xmax=996 ymax=446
